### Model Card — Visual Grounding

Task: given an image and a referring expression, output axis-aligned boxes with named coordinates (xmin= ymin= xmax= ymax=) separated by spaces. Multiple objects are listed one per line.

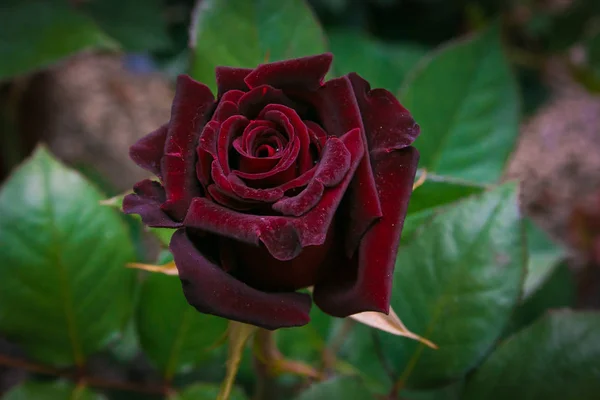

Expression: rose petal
xmin=272 ymin=180 xmax=324 ymax=217
xmin=313 ymin=147 xmax=419 ymax=316
xmin=242 ymin=120 xmax=278 ymax=152
xmin=272 ymin=136 xmax=351 ymax=216
xmin=234 ymin=137 xmax=300 ymax=188
xmin=211 ymin=163 xmax=285 ymax=202
xmin=217 ymin=115 xmax=249 ymax=175
xmin=238 ymin=85 xmax=297 ymax=119
xmin=185 ymin=128 xmax=365 ymax=261
xmin=196 ymin=121 xmax=220 ymax=187
xmin=170 ymin=229 xmax=311 ymax=330
xmin=262 ymin=104 xmax=312 ymax=172
xmin=213 ymin=101 xmax=239 ymax=123
xmin=221 ymin=89 xmax=245 ymax=104
xmin=207 ymin=184 xmax=261 ymax=211
xmin=244 ymin=53 xmax=333 ymax=91
xmin=215 ymin=66 xmax=252 ymax=96
xmin=123 ymin=179 xmax=182 ymax=228
xmin=348 ymin=73 xmax=420 ymax=154
xmin=185 ymin=197 xmax=302 ymax=260
xmin=129 ymin=124 xmax=168 ymax=179
xmin=162 ymin=75 xmax=215 ymax=221
xmin=309 ymin=76 xmax=383 ymax=257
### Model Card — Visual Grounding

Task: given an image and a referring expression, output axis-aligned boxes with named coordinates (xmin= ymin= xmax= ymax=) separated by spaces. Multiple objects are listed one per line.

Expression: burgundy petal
xmin=313 ymin=147 xmax=419 ymax=316
xmin=129 ymin=124 xmax=168 ymax=179
xmin=310 ymin=76 xmax=383 ymax=257
xmin=348 ymin=73 xmax=420 ymax=154
xmin=211 ymin=163 xmax=285 ymax=202
xmin=234 ymin=137 xmax=300 ymax=188
xmin=244 ymin=53 xmax=333 ymax=91
xmin=123 ymin=179 xmax=182 ymax=228
xmin=238 ymin=85 xmax=297 ymax=118
xmin=162 ymin=75 xmax=215 ymax=221
xmin=184 ymin=197 xmax=299 ymax=259
xmin=213 ymin=101 xmax=239 ymax=123
xmin=185 ymin=128 xmax=364 ymax=261
xmin=272 ymin=180 xmax=324 ymax=216
xmin=196 ymin=121 xmax=220 ymax=187
xmin=170 ymin=229 xmax=311 ymax=330
xmin=207 ymin=184 xmax=260 ymax=211
xmin=215 ymin=66 xmax=252 ymax=96
xmin=272 ymin=136 xmax=351 ymax=216
xmin=217 ymin=115 xmax=249 ymax=175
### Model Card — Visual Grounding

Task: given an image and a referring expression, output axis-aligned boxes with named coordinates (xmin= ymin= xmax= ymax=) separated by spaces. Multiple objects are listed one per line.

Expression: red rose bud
xmin=123 ymin=53 xmax=420 ymax=330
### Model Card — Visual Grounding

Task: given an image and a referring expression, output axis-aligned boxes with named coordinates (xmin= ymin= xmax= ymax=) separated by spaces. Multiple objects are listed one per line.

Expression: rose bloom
xmin=124 ymin=53 xmax=420 ymax=330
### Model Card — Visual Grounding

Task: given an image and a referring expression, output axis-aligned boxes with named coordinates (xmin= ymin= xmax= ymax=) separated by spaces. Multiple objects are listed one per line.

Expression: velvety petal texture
xmin=124 ymin=53 xmax=420 ymax=330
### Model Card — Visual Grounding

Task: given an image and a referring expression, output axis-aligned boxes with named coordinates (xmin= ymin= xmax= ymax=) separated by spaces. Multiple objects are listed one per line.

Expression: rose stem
xmin=218 ymin=322 xmax=257 ymax=400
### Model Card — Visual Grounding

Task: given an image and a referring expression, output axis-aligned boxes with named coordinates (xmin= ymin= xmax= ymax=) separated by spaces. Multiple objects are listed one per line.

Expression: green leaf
xmin=293 ymin=377 xmax=375 ymax=400
xmin=505 ymin=263 xmax=575 ymax=337
xmin=4 ymin=380 xmax=105 ymax=400
xmin=344 ymin=183 xmax=524 ymax=389
xmin=0 ymin=147 xmax=135 ymax=366
xmin=328 ymin=29 xmax=426 ymax=92
xmin=276 ymin=307 xmax=333 ymax=363
xmin=463 ymin=310 xmax=600 ymax=400
xmin=83 ymin=0 xmax=171 ymax=52
xmin=403 ymin=172 xmax=486 ymax=241
xmin=0 ymin=1 xmax=118 ymax=81
xmin=522 ymin=219 xmax=565 ymax=299
xmin=190 ymin=0 xmax=327 ymax=92
xmin=136 ymin=273 xmax=228 ymax=379
xmin=173 ymin=383 xmax=247 ymax=400
xmin=401 ymin=24 xmax=519 ymax=183
xmin=401 ymin=380 xmax=464 ymax=400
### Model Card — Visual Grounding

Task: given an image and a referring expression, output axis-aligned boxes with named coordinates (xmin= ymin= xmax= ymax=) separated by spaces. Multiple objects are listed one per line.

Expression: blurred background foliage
xmin=0 ymin=0 xmax=599 ymax=399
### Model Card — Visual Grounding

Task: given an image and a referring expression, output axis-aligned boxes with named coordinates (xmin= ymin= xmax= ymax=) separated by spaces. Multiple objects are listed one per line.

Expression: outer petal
xmin=215 ymin=66 xmax=252 ymax=96
xmin=244 ymin=53 xmax=333 ymax=90
xmin=313 ymin=147 xmax=419 ymax=316
xmin=309 ymin=76 xmax=383 ymax=257
xmin=348 ymin=73 xmax=420 ymax=154
xmin=123 ymin=179 xmax=182 ymax=228
xmin=170 ymin=229 xmax=311 ymax=329
xmin=162 ymin=75 xmax=215 ymax=221
xmin=129 ymin=124 xmax=168 ymax=179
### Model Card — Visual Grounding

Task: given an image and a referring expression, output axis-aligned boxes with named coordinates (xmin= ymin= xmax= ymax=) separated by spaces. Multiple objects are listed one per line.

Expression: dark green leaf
xmin=545 ymin=0 xmax=600 ymax=51
xmin=293 ymin=377 xmax=375 ymax=400
xmin=190 ymin=0 xmax=327 ymax=92
xmin=173 ymin=383 xmax=247 ymax=400
xmin=83 ymin=0 xmax=171 ymax=52
xmin=328 ymin=29 xmax=426 ymax=92
xmin=0 ymin=147 xmax=135 ymax=366
xmin=463 ymin=310 xmax=600 ymax=400
xmin=345 ymin=184 xmax=524 ymax=389
xmin=0 ymin=1 xmax=118 ymax=81
xmin=522 ymin=219 xmax=565 ymax=299
xmin=401 ymin=24 xmax=519 ymax=183
xmin=136 ymin=273 xmax=228 ymax=379
xmin=4 ymin=380 xmax=105 ymax=400
xmin=403 ymin=172 xmax=486 ymax=241
xmin=276 ymin=306 xmax=333 ymax=364
xmin=505 ymin=263 xmax=575 ymax=337
xmin=401 ymin=380 xmax=464 ymax=400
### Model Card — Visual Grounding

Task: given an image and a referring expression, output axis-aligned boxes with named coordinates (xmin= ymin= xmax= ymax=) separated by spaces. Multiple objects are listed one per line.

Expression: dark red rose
xmin=123 ymin=53 xmax=420 ymax=330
